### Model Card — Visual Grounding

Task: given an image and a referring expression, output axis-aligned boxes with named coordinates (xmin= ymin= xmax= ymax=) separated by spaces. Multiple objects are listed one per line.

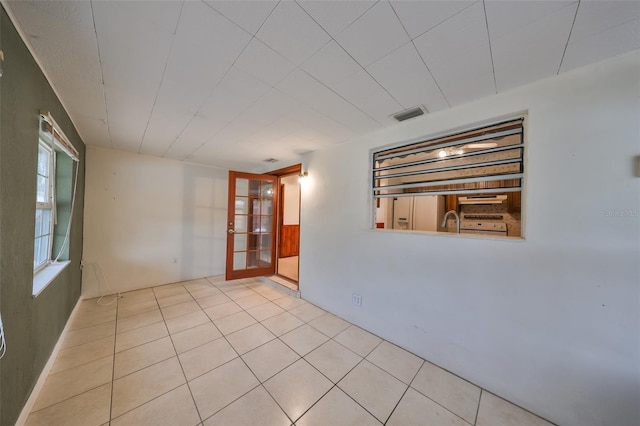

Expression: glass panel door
xmin=226 ymin=171 xmax=278 ymax=280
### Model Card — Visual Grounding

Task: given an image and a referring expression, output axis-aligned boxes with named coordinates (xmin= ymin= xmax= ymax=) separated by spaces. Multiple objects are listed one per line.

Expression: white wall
xmin=82 ymin=146 xmax=228 ymax=296
xmin=281 ymin=175 xmax=300 ymax=225
xmin=298 ymin=52 xmax=640 ymax=426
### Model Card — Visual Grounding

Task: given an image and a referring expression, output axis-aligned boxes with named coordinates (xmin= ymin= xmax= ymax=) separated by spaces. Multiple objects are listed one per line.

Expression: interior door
xmin=226 ymin=171 xmax=278 ymax=280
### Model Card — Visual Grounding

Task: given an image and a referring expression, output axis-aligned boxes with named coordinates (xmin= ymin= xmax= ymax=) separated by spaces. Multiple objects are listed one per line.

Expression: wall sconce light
xmin=298 ymin=171 xmax=308 ymax=184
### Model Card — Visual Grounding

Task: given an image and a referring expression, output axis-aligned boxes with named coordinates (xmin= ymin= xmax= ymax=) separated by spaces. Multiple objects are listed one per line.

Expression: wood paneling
xmin=280 ymin=225 xmax=299 ymax=257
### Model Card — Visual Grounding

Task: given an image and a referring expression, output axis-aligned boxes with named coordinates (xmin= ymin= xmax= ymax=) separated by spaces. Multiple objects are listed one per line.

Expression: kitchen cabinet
xmin=508 ymin=192 xmax=521 ymax=212
xmin=446 ymin=194 xmax=459 ymax=212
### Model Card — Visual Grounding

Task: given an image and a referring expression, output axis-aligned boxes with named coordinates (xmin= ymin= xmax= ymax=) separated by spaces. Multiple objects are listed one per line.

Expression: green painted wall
xmin=0 ymin=7 xmax=86 ymax=425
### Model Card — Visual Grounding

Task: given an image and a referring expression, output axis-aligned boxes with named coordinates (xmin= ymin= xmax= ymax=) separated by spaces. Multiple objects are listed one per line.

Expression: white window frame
xmin=34 ymin=140 xmax=56 ymax=273
xmin=33 ymin=112 xmax=80 ymax=296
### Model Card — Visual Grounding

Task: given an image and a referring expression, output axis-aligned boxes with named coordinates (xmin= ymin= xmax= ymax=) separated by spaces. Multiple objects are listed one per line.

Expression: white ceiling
xmin=5 ymin=0 xmax=639 ymax=170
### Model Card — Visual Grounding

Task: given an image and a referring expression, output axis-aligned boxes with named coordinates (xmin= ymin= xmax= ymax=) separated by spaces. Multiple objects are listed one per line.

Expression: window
xmin=372 ymin=117 xmax=524 ymax=238
xmin=34 ymin=141 xmax=55 ymax=271
xmin=33 ymin=113 xmax=80 ymax=294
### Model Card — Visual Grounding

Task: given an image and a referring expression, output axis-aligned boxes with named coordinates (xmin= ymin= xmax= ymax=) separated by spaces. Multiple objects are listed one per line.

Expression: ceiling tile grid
xmin=413 ymin=1 xmax=496 ymax=106
xmin=5 ymin=0 xmax=640 ymax=169
xmin=366 ymin=42 xmax=449 ymax=112
xmin=561 ymin=1 xmax=640 ymax=72
xmin=488 ymin=2 xmax=579 ymax=92
xmin=255 ymin=1 xmax=330 ymax=66
xmin=204 ymin=0 xmax=278 ymax=36
xmin=233 ymin=38 xmax=297 ymax=87
xmin=296 ymin=0 xmax=378 ymax=38
xmin=334 ymin=0 xmax=410 ymax=67
xmin=389 ymin=0 xmax=475 ymax=40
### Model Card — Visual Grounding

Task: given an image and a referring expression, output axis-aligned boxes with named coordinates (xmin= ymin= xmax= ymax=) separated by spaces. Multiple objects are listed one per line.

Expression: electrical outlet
xmin=352 ymin=293 xmax=362 ymax=307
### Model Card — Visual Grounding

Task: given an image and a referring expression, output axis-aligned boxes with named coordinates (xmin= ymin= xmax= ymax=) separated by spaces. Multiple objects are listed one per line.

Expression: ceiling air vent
xmin=392 ymin=106 xmax=426 ymax=122
xmin=263 ymin=158 xmax=279 ymax=163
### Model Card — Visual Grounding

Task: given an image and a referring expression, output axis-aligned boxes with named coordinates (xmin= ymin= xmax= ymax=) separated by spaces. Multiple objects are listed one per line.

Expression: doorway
xmin=225 ymin=164 xmax=301 ymax=287
xmin=268 ymin=164 xmax=301 ymax=286
xmin=276 ymin=175 xmax=300 ymax=283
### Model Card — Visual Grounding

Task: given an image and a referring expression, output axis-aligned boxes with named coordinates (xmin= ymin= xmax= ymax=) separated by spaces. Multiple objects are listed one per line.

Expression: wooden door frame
xmin=266 ymin=164 xmax=301 ymax=283
xmin=225 ymin=171 xmax=279 ymax=280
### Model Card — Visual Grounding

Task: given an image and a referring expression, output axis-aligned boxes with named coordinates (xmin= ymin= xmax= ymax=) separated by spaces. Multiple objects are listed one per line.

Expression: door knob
xmin=228 ymin=229 xmax=235 ymax=234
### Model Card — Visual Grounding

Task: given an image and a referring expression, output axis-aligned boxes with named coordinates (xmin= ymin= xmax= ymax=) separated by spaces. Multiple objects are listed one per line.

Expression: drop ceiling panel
xmin=174 ymin=1 xmax=251 ymax=54
xmin=164 ymin=116 xmax=228 ymax=160
xmin=301 ymin=41 xmax=363 ymax=87
xmin=210 ymin=120 xmax=265 ymax=145
xmin=109 ymin=115 xmax=153 ymax=152
xmin=203 ymin=0 xmax=278 ymax=35
xmin=570 ymin=1 xmax=640 ymax=42
xmin=297 ymin=0 xmax=377 ymax=37
xmin=256 ymin=1 xmax=330 ymax=65
xmin=561 ymin=18 xmax=640 ymax=72
xmin=52 ymin=82 xmax=107 ymax=123
xmin=485 ymin=0 xmax=575 ymax=40
xmin=291 ymin=128 xmax=341 ymax=147
xmin=491 ymin=3 xmax=577 ymax=92
xmin=138 ymin=106 xmax=195 ymax=157
xmin=333 ymin=70 xmax=403 ymax=124
xmin=287 ymin=108 xmax=356 ymax=142
xmin=244 ymin=124 xmax=297 ymax=146
xmin=335 ymin=1 xmax=410 ymax=67
xmin=104 ymin=0 xmax=183 ymax=34
xmin=234 ymin=38 xmax=297 ymax=86
xmin=103 ymin=85 xmax=160 ymax=149
xmin=199 ymin=67 xmax=272 ymax=124
xmin=428 ymin=48 xmax=496 ymax=107
xmin=188 ymin=141 xmax=256 ymax=170
xmin=241 ymin=89 xmax=300 ymax=128
xmin=413 ymin=1 xmax=490 ymax=68
xmin=75 ymin=114 xmax=111 ymax=148
xmin=93 ymin=2 xmax=174 ymax=107
xmin=390 ymin=0 xmax=474 ymax=39
xmin=276 ymin=69 xmax=381 ymax=133
xmin=367 ymin=42 xmax=449 ymax=112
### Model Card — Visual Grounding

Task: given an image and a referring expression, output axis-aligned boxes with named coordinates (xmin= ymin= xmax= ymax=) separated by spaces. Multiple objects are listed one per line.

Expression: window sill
xmin=33 ymin=261 xmax=71 ymax=297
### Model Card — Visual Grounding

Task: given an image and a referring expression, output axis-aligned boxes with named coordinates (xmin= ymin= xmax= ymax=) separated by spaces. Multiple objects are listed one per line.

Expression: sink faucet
xmin=442 ymin=210 xmax=460 ymax=233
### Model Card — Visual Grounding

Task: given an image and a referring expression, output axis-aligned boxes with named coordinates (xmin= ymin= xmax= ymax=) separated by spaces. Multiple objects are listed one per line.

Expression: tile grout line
xmin=197 ymin=290 xmax=284 ymax=425
xmin=153 ymin=284 xmax=207 ymax=425
xmin=199 ymin=280 xmax=323 ymax=424
xmin=382 ymin=359 xmax=426 ymax=425
xmin=107 ymin=294 xmax=123 ymax=424
xmin=474 ymin=389 xmax=484 ymax=425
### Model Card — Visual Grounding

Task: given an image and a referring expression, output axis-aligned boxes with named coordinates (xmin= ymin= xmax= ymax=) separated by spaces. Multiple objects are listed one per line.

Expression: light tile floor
xmin=25 ymin=277 xmax=554 ymax=426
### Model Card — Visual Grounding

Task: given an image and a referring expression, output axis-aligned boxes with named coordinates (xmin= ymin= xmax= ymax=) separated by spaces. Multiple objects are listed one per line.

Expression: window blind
xmin=40 ymin=112 xmax=80 ymax=162
xmin=373 ymin=118 xmax=524 ymax=198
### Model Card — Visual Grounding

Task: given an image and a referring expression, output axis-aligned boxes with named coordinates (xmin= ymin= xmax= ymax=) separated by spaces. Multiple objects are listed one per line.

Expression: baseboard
xmin=14 ymin=297 xmax=83 ymax=426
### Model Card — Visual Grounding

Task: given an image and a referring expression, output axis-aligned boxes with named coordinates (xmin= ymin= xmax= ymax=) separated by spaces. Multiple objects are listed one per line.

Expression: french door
xmin=225 ymin=171 xmax=278 ymax=280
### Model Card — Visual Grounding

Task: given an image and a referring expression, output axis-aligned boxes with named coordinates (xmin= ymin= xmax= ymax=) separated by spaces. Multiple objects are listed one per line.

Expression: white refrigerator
xmin=392 ymin=195 xmax=444 ymax=232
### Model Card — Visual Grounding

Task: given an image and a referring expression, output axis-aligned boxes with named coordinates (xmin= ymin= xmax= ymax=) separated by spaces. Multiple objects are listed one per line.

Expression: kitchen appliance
xmin=392 ymin=195 xmax=445 ymax=232
xmin=458 ymin=195 xmax=507 ymax=205
xmin=460 ymin=214 xmax=508 ymax=237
